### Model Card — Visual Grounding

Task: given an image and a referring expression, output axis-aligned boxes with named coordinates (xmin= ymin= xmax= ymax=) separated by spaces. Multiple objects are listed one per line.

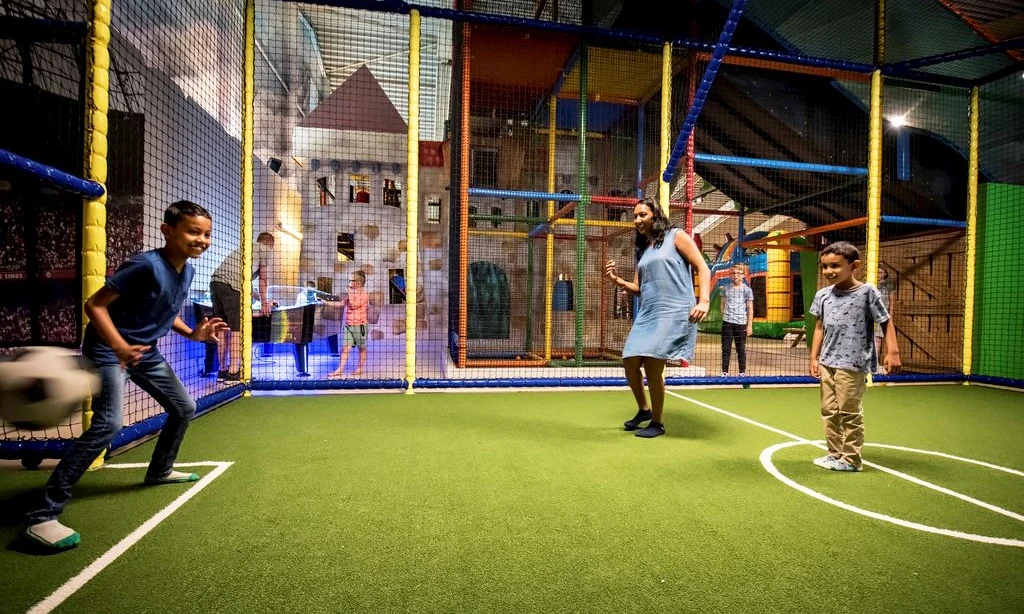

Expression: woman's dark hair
xmin=634 ymin=198 xmax=675 ymax=263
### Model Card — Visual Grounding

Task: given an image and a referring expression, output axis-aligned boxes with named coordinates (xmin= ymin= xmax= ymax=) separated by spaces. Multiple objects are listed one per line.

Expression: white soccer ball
xmin=0 ymin=347 xmax=101 ymax=430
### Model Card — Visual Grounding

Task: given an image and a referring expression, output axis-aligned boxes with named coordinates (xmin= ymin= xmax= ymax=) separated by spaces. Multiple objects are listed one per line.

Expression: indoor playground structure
xmin=1 ymin=1 xmax=1023 ymax=612
xmin=0 ymin=0 xmax=1020 ymax=480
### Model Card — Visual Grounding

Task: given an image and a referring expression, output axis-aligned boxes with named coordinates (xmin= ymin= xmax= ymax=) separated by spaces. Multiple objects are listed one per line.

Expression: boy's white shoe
xmin=24 ymin=520 xmax=80 ymax=550
xmin=812 ymin=455 xmax=839 ymax=470
xmin=144 ymin=470 xmax=200 ymax=485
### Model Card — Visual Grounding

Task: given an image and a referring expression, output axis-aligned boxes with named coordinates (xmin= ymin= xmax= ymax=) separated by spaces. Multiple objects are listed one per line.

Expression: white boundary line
xmin=666 ymin=390 xmax=1024 ymax=546
xmin=26 ymin=461 xmax=233 ymax=614
xmin=761 ymin=441 xmax=1024 ymax=548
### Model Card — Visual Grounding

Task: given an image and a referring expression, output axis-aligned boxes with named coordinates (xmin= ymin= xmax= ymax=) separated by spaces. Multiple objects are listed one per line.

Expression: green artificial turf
xmin=1 ymin=385 xmax=1022 ymax=614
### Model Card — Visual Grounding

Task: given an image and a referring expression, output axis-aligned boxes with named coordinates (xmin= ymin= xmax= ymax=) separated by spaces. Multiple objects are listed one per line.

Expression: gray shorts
xmin=210 ymin=281 xmax=241 ymax=331
xmin=345 ymin=324 xmax=367 ymax=348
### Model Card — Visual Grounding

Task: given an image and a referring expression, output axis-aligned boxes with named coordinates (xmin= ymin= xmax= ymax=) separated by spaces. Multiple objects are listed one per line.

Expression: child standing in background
xmin=720 ymin=263 xmax=754 ymax=376
xmin=330 ymin=270 xmax=369 ymax=378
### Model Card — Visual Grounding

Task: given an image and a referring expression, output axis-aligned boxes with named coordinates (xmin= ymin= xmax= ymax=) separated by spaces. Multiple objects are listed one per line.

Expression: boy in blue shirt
xmin=720 ymin=263 xmax=754 ymax=376
xmin=23 ymin=201 xmax=228 ymax=550
xmin=809 ymin=241 xmax=901 ymax=472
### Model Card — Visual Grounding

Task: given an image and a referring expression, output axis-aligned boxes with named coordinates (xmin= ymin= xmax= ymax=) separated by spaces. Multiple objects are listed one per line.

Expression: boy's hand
xmin=746 ymin=325 xmax=753 ymax=337
xmin=689 ymin=300 xmax=710 ymax=322
xmin=809 ymin=358 xmax=820 ymax=378
xmin=190 ymin=317 xmax=229 ymax=343
xmin=114 ymin=343 xmax=151 ymax=368
xmin=883 ymin=351 xmax=901 ymax=374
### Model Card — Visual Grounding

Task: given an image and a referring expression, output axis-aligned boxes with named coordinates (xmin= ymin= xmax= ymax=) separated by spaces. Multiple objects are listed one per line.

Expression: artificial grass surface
xmin=1 ymin=385 xmax=1022 ymax=614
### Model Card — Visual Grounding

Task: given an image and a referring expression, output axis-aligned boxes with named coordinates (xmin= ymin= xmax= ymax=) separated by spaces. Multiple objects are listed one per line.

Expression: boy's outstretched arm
xmin=809 ymin=319 xmax=823 ymax=378
xmin=85 ymin=286 xmax=150 ymax=367
xmin=172 ymin=317 xmax=229 ymax=343
xmin=880 ymin=319 xmax=901 ymax=373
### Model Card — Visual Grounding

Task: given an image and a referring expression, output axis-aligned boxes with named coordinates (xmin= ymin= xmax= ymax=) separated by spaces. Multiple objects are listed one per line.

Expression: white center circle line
xmin=761 ymin=441 xmax=1024 ymax=548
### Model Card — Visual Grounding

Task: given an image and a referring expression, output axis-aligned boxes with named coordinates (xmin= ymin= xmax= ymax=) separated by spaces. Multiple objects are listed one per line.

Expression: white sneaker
xmin=24 ymin=520 xmax=80 ymax=550
xmin=812 ymin=455 xmax=838 ymax=470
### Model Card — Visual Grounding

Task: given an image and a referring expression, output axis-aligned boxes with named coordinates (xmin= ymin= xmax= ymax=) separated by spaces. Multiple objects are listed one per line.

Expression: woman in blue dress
xmin=604 ymin=199 xmax=710 ymax=438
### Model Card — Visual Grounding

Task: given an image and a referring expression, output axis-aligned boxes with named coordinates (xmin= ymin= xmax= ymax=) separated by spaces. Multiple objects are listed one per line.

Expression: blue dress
xmin=622 ymin=228 xmax=698 ymax=361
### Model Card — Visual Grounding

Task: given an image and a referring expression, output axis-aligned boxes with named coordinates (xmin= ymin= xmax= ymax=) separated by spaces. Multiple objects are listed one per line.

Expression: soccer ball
xmin=0 ymin=347 xmax=101 ymax=430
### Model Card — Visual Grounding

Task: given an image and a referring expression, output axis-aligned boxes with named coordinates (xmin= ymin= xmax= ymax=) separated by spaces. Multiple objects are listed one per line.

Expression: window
xmin=468 ymin=206 xmax=478 ymax=228
xmin=471 ymin=148 xmax=498 ymax=187
xmin=316 ymin=176 xmax=335 ymax=206
xmin=337 ymin=233 xmax=355 ymax=262
xmin=389 ymin=269 xmax=406 ymax=304
xmin=491 ymin=206 xmax=502 ymax=229
xmin=426 ymin=196 xmax=441 ymax=223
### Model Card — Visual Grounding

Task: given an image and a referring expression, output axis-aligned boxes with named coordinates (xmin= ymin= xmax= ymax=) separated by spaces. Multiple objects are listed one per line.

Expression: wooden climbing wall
xmin=879 ymin=230 xmax=966 ymax=374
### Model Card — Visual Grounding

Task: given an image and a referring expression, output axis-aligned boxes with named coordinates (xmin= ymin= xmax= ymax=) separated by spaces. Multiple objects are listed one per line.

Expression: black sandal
xmin=623 ymin=408 xmax=653 ymax=431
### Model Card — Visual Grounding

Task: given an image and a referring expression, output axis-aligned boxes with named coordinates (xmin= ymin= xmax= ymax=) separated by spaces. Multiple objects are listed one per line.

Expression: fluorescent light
xmin=889 ymin=114 xmax=907 ymax=128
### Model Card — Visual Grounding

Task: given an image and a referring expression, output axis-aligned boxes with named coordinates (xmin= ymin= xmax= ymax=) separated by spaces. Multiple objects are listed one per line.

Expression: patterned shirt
xmin=810 ymin=283 xmax=890 ymax=373
xmin=721 ymin=282 xmax=754 ymax=325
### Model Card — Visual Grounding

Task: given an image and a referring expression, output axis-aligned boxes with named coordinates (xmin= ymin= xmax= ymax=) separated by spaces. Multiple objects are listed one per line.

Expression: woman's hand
xmin=689 ymin=300 xmax=710 ymax=322
xmin=604 ymin=260 xmax=618 ymax=282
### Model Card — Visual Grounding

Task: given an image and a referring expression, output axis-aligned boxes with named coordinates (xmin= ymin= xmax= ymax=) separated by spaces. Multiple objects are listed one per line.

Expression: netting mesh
xmin=0 ymin=0 xmax=243 ymax=447
xmin=878 ymin=81 xmax=970 ymax=374
xmin=1 ymin=0 xmax=1022 ymax=459
xmin=975 ymin=71 xmax=1024 ymax=381
xmin=110 ymin=0 xmax=245 ymax=420
xmin=0 ymin=0 xmax=88 ymax=444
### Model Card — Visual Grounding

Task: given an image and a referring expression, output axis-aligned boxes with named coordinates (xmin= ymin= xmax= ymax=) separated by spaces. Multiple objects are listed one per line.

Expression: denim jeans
xmin=25 ymin=356 xmax=196 ymax=524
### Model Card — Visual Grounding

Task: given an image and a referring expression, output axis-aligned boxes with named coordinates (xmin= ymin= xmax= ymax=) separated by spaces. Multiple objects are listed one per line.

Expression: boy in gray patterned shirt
xmin=809 ymin=242 xmax=901 ymax=472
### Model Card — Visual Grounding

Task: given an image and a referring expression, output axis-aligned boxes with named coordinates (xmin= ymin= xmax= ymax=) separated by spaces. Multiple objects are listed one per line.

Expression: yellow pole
xmin=240 ymin=0 xmax=255 ymax=388
xmin=544 ymin=96 xmax=556 ymax=362
xmin=405 ymin=10 xmax=420 ymax=393
xmin=82 ymin=0 xmax=112 ymax=468
xmin=866 ymin=69 xmax=883 ymax=287
xmin=659 ymin=42 xmax=672 ymax=213
xmin=962 ymin=86 xmax=979 ymax=378
xmin=865 ymin=69 xmax=883 ymax=387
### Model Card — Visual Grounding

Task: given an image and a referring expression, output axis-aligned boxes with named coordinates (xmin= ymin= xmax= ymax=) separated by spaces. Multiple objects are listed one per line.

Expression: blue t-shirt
xmin=83 ymin=249 xmax=195 ymax=365
xmin=810 ymin=283 xmax=890 ymax=373
xmin=721 ymin=282 xmax=754 ymax=325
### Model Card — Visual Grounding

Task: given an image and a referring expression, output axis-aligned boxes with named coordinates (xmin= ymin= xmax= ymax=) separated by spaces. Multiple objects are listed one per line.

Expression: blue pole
xmin=693 ymin=152 xmax=868 ymax=175
xmin=468 ymin=188 xmax=581 ymax=201
xmin=881 ymin=215 xmax=966 ymax=228
xmin=0 ymin=148 xmax=105 ymax=198
xmin=663 ymin=0 xmax=748 ymax=183
xmin=896 ymin=129 xmax=910 ymax=181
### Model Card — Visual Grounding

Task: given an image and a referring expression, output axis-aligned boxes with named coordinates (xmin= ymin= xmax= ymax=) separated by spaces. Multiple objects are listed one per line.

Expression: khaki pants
xmin=819 ymin=366 xmax=866 ymax=469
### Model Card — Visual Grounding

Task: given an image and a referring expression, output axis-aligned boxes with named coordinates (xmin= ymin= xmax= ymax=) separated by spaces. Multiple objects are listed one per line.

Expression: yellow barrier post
xmin=544 ymin=96 xmax=556 ymax=362
xmin=866 ymin=69 xmax=883 ymax=287
xmin=82 ymin=0 xmax=112 ymax=468
xmin=240 ymin=0 xmax=256 ymax=389
xmin=962 ymin=86 xmax=979 ymax=379
xmin=865 ymin=70 xmax=883 ymax=387
xmin=659 ymin=42 xmax=672 ymax=212
xmin=405 ymin=10 xmax=421 ymax=392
